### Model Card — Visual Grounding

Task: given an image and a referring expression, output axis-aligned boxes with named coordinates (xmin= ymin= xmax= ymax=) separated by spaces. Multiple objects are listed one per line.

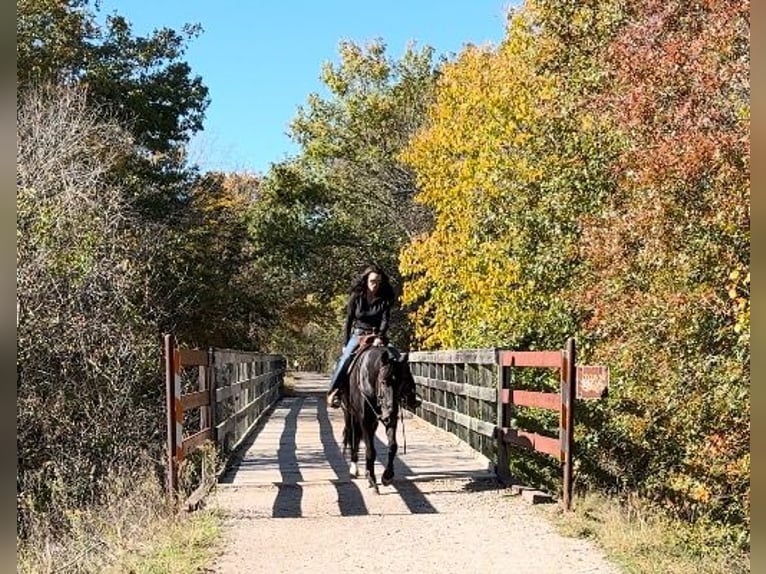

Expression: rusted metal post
xmin=208 ymin=348 xmax=217 ymax=446
xmin=164 ymin=334 xmax=178 ymax=495
xmin=561 ymin=337 xmax=576 ymax=510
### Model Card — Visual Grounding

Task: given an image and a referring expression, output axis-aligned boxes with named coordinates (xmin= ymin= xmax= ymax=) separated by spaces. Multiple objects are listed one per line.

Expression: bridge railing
xmin=163 ymin=335 xmax=285 ymax=501
xmin=406 ymin=349 xmax=499 ymax=460
xmin=408 ymin=338 xmax=607 ymax=509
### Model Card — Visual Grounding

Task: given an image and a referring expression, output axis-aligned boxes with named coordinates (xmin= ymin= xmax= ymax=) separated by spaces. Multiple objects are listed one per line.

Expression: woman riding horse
xmin=326 ymin=264 xmax=421 ymax=409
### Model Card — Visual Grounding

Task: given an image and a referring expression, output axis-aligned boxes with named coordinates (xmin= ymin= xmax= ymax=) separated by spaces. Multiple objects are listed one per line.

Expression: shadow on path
xmin=317 ymin=400 xmax=369 ymax=516
xmin=272 ymin=398 xmax=304 ymax=518
xmin=373 ymin=433 xmax=438 ymax=514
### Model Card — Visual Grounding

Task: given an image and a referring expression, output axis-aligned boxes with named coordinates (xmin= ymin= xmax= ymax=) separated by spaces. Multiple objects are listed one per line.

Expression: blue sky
xmin=97 ymin=1 xmax=517 ymax=175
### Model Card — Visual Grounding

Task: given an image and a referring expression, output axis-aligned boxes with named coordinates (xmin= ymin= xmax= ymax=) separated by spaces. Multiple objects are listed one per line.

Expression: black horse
xmin=342 ymin=345 xmax=410 ymax=493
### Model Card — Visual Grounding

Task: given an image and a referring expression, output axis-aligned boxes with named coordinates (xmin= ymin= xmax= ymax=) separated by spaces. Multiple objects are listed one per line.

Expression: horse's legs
xmin=381 ymin=420 xmax=398 ymax=486
xmin=362 ymin=422 xmax=379 ymax=494
xmin=348 ymin=418 xmax=361 ymax=478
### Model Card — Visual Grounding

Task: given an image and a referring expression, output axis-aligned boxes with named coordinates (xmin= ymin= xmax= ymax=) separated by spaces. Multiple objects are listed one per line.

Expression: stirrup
xmin=404 ymin=393 xmax=422 ymax=409
xmin=327 ymin=389 xmax=342 ymax=408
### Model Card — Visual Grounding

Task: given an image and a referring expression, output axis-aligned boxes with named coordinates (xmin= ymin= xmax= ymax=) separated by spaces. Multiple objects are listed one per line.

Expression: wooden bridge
xmin=208 ymin=372 xmax=618 ymax=574
xmin=164 ymin=337 xmax=616 ymax=573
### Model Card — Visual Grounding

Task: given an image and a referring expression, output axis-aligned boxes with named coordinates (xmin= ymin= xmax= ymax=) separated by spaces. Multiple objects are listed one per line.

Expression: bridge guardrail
xmin=408 ymin=338 xmax=607 ymax=510
xmin=163 ymin=334 xmax=286 ymax=503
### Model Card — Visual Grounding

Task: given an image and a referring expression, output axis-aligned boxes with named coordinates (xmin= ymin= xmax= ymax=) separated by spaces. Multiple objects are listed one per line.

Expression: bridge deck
xmin=218 ymin=371 xmax=492 ymax=488
xmin=209 ymin=372 xmax=619 ymax=574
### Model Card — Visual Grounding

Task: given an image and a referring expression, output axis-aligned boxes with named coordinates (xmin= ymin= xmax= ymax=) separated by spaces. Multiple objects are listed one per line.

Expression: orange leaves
xmin=397 ymin=0 xmax=748 ymax=534
xmin=603 ymin=0 xmax=749 ymax=188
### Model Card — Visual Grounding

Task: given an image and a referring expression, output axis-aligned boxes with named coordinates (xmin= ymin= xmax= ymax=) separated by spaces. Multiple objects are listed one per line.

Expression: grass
xmin=108 ymin=509 xmax=223 ymax=574
xmin=17 ymin=467 xmax=225 ymax=574
xmin=538 ymin=491 xmax=749 ymax=574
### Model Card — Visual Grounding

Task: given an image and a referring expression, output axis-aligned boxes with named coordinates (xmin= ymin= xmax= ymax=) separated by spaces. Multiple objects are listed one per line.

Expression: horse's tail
xmin=342 ymin=407 xmax=353 ymax=456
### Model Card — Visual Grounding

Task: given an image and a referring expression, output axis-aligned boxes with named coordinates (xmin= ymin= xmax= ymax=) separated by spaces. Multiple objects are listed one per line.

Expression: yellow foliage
xmin=399 ymin=10 xmax=552 ymax=349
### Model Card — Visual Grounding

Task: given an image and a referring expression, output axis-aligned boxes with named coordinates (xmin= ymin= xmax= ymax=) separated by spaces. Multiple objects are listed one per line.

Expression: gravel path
xmin=208 ymin=372 xmax=620 ymax=574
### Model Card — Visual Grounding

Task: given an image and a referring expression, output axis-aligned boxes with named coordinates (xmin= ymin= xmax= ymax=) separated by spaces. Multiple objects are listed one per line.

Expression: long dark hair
xmin=350 ymin=264 xmax=395 ymax=303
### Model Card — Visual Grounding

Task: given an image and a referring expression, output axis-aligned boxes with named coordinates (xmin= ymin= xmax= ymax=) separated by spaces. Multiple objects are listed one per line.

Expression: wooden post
xmin=164 ymin=334 xmax=178 ymax=495
xmin=561 ymin=337 xmax=576 ymax=510
xmin=208 ymin=348 xmax=217 ymax=446
xmin=198 ymin=364 xmax=208 ymax=431
xmin=495 ymin=349 xmax=511 ymax=485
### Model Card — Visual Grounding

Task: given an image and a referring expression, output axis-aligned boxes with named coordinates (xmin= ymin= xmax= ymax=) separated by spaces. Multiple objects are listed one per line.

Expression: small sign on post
xmin=576 ymin=365 xmax=609 ymax=399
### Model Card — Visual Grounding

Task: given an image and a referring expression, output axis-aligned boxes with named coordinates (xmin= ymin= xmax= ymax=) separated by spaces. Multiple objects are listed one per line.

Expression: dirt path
xmin=208 ymin=372 xmax=620 ymax=574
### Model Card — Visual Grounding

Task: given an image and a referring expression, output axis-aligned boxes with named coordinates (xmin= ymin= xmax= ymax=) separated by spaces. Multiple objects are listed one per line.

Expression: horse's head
xmin=374 ymin=349 xmax=399 ymax=425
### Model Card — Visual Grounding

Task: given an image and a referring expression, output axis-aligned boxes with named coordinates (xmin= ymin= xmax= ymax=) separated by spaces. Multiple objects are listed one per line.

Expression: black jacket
xmin=343 ymin=292 xmax=391 ymax=343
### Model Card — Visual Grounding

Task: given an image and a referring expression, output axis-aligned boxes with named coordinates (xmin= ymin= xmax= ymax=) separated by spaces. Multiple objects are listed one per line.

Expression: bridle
xmin=351 ymin=347 xmax=395 ymax=425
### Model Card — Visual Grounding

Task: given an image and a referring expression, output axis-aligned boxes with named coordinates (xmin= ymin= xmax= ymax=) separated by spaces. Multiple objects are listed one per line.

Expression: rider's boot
xmin=327 ymin=354 xmax=353 ymax=408
xmin=403 ymin=389 xmax=422 ymax=409
xmin=327 ymin=388 xmax=342 ymax=408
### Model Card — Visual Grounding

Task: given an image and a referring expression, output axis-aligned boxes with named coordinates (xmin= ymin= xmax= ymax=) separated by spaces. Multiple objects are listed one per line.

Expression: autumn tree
xmin=400 ymin=5 xmax=621 ymax=350
xmin=573 ymin=0 xmax=750 ymax=534
xmin=17 ymin=84 xmax=164 ymax=536
xmin=401 ymin=0 xmax=749 ymax=545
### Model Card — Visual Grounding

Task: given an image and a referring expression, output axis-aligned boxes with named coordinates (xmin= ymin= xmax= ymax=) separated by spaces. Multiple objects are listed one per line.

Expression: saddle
xmin=346 ymin=333 xmax=387 ymax=375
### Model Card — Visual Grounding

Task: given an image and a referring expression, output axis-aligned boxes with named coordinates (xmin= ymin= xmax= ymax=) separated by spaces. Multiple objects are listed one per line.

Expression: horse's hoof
xmin=349 ymin=462 xmax=358 ymax=478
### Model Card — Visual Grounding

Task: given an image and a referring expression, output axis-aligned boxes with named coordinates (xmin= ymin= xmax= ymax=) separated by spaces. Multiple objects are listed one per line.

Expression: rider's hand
xmin=373 ymin=337 xmax=384 ymax=346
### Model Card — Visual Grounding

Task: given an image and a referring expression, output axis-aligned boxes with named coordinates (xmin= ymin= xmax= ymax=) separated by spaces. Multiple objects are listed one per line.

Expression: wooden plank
xmin=216 ymin=384 xmax=276 ymax=436
xmin=214 ymin=384 xmax=281 ymax=453
xmin=502 ymin=428 xmax=561 ymax=459
xmin=413 ymin=375 xmax=496 ymax=402
xmin=180 ymin=390 xmax=210 ymax=411
xmin=500 ymin=389 xmax=560 ymax=410
xmin=498 ymin=350 xmax=562 ymax=368
xmin=226 ymin=390 xmax=281 ymax=455
xmin=231 ymin=386 xmax=273 ymax=419
xmin=165 ymin=335 xmax=178 ymax=494
xmin=215 ymin=370 xmax=282 ymax=403
xmin=418 ymin=400 xmax=496 ymax=437
xmin=179 ymin=348 xmax=209 ymax=366
xmin=181 ymin=427 xmax=212 ymax=457
xmin=408 ymin=348 xmax=498 ymax=365
xmin=215 ymin=416 xmax=235 ymax=436
xmin=214 ymin=351 xmax=285 ymax=365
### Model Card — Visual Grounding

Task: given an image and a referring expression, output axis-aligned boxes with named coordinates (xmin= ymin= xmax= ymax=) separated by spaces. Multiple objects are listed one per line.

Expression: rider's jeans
xmin=328 ymin=334 xmax=360 ymax=392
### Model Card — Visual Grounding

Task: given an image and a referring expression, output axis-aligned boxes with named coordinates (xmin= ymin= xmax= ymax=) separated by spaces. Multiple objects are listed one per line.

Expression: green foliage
xmin=252 ymin=39 xmax=441 ymax=359
xmin=289 ymin=38 xmax=438 ymax=262
xmin=160 ymin=171 xmax=276 ymax=349
xmin=17 ymin=0 xmax=211 ymax=219
xmin=17 ymin=0 xmax=94 ymax=86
